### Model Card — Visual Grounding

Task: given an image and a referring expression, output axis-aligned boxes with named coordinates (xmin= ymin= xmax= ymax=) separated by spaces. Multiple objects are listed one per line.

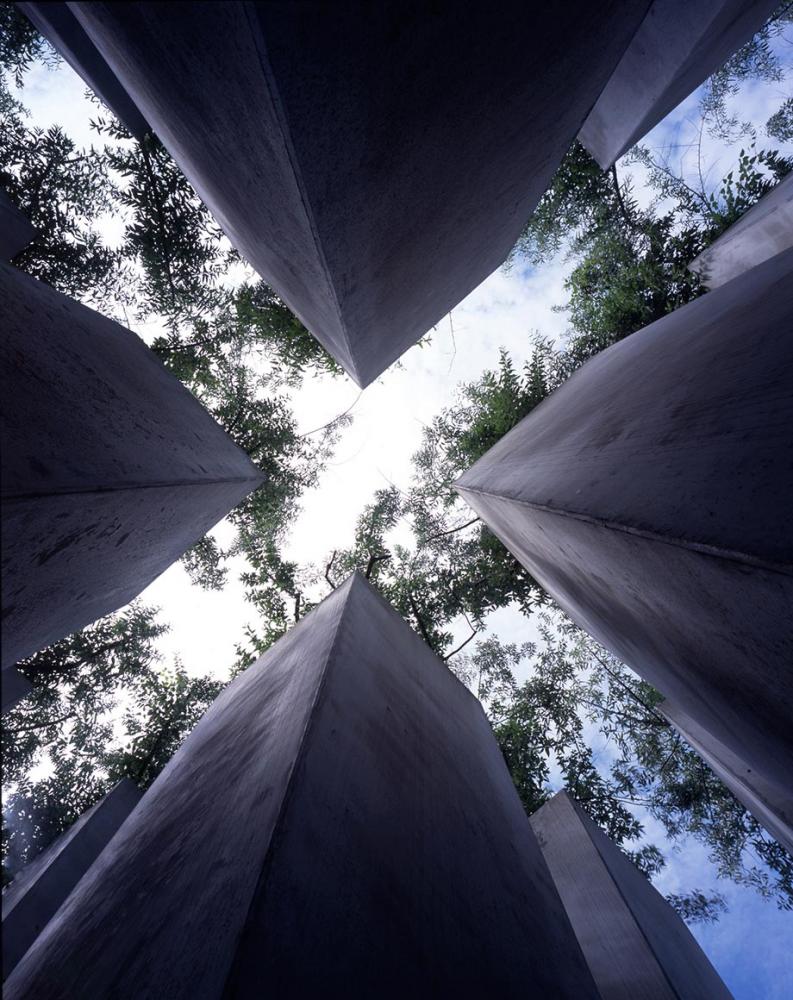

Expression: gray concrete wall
xmin=689 ymin=174 xmax=793 ymax=288
xmin=1 ymin=262 xmax=264 ymax=671
xmin=659 ymin=699 xmax=793 ymax=856
xmin=6 ymin=574 xmax=599 ymax=999
xmin=531 ymin=791 xmax=732 ymax=998
xmin=17 ymin=2 xmax=149 ymax=139
xmin=579 ymin=0 xmax=776 ymax=168
xmin=0 ymin=190 xmax=36 ymax=261
xmin=2 ymin=780 xmax=142 ymax=980
xmin=456 ymin=246 xmax=793 ymax=797
xmin=58 ymin=1 xmax=651 ymax=386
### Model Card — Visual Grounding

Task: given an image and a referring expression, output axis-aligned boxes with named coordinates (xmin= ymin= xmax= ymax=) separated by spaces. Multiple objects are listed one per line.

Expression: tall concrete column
xmin=579 ymin=0 xmax=776 ymax=168
xmin=16 ymin=2 xmax=149 ymax=139
xmin=659 ymin=699 xmax=793 ymax=856
xmin=0 ymin=190 xmax=35 ymax=261
xmin=689 ymin=173 xmax=793 ymax=288
xmin=1 ymin=262 xmax=264 ymax=674
xmin=6 ymin=575 xmax=599 ymax=999
xmin=530 ymin=791 xmax=732 ymax=999
xmin=26 ymin=1 xmax=652 ymax=386
xmin=456 ymin=246 xmax=793 ymax=797
xmin=2 ymin=780 xmax=142 ymax=980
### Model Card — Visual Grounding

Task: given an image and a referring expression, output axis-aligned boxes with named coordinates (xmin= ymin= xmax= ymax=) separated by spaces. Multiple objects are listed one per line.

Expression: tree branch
xmin=443 ymin=624 xmax=479 ymax=661
xmin=4 ymin=710 xmax=78 ymax=734
xmin=409 ymin=592 xmax=434 ymax=651
xmin=324 ymin=551 xmax=338 ymax=590
xmin=610 ymin=165 xmax=633 ymax=227
xmin=590 ymin=651 xmax=668 ymax=724
xmin=364 ymin=552 xmax=390 ymax=579
xmin=424 ymin=516 xmax=480 ymax=543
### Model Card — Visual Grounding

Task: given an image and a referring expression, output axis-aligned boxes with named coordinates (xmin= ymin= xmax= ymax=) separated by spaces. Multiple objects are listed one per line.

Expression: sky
xmin=8 ymin=24 xmax=793 ymax=999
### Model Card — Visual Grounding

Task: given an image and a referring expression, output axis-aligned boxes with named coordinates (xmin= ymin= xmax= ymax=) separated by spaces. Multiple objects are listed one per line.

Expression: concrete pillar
xmin=689 ymin=174 xmax=793 ymax=288
xmin=456 ymin=246 xmax=793 ymax=797
xmin=579 ymin=0 xmax=777 ymax=168
xmin=530 ymin=791 xmax=732 ymax=999
xmin=6 ymin=574 xmax=599 ymax=999
xmin=26 ymin=1 xmax=653 ymax=387
xmin=659 ymin=699 xmax=793 ymax=856
xmin=1 ymin=262 xmax=264 ymax=674
xmin=1 ymin=669 xmax=32 ymax=714
xmin=0 ymin=190 xmax=35 ymax=261
xmin=16 ymin=2 xmax=149 ymax=139
xmin=2 ymin=780 xmax=142 ymax=980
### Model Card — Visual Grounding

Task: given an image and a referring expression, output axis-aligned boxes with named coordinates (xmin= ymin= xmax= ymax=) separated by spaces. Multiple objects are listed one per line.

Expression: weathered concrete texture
xmin=659 ymin=699 xmax=793 ymax=856
xmin=1 ymin=262 xmax=264 ymax=671
xmin=456 ymin=246 xmax=793 ymax=797
xmin=1 ymin=668 xmax=32 ymax=713
xmin=55 ymin=2 xmax=653 ymax=387
xmin=2 ymin=780 xmax=142 ymax=980
xmin=689 ymin=173 xmax=793 ymax=288
xmin=18 ymin=2 xmax=149 ymax=140
xmin=0 ymin=189 xmax=36 ymax=261
xmin=531 ymin=791 xmax=732 ymax=999
xmin=6 ymin=574 xmax=598 ymax=999
xmin=579 ymin=0 xmax=777 ymax=169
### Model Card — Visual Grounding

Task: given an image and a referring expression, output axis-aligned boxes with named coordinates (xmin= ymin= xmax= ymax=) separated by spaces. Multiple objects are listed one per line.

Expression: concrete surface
xmin=579 ymin=0 xmax=776 ymax=168
xmin=6 ymin=574 xmax=599 ymax=999
xmin=689 ymin=174 xmax=793 ymax=288
xmin=659 ymin=699 xmax=793 ymax=856
xmin=18 ymin=2 xmax=149 ymax=139
xmin=456 ymin=246 xmax=793 ymax=799
xmin=53 ymin=1 xmax=653 ymax=386
xmin=0 ymin=189 xmax=36 ymax=261
xmin=2 ymin=780 xmax=142 ymax=980
xmin=531 ymin=791 xmax=732 ymax=999
xmin=1 ymin=669 xmax=32 ymax=713
xmin=1 ymin=262 xmax=264 ymax=672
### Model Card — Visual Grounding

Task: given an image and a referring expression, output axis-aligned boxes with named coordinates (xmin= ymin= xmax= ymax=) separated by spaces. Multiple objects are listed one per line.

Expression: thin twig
xmin=447 ymin=311 xmax=457 ymax=374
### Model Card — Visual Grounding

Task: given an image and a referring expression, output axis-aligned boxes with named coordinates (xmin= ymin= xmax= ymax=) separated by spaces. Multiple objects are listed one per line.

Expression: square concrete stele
xmin=7 ymin=574 xmax=598 ymax=1000
xmin=17 ymin=2 xmax=149 ymax=139
xmin=530 ymin=791 xmax=732 ymax=999
xmin=659 ymin=699 xmax=793 ymax=856
xmin=456 ymin=246 xmax=793 ymax=800
xmin=2 ymin=780 xmax=142 ymax=980
xmin=689 ymin=174 xmax=793 ymax=288
xmin=30 ymin=0 xmax=651 ymax=386
xmin=0 ymin=189 xmax=35 ymax=261
xmin=578 ymin=0 xmax=777 ymax=168
xmin=1 ymin=262 xmax=264 ymax=676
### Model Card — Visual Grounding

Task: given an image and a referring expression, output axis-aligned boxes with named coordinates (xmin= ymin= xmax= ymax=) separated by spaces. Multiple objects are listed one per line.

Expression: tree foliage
xmin=1 ymin=606 xmax=225 ymax=884
xmin=699 ymin=2 xmax=793 ymax=143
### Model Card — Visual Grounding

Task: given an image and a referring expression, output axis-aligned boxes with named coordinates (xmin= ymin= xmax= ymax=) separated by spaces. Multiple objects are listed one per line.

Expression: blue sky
xmin=6 ymin=23 xmax=793 ymax=999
